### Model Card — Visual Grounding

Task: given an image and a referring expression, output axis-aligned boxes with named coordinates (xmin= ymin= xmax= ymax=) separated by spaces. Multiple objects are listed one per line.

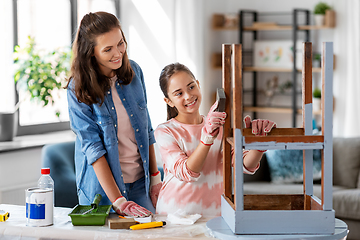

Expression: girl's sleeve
xmin=155 ymin=126 xmax=200 ymax=183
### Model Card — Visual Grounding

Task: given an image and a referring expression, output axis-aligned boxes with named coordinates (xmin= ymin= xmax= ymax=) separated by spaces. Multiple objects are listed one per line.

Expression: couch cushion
xmin=265 ymin=149 xmax=322 ymax=183
xmin=243 ymin=182 xmax=346 ymax=200
xmin=333 ymin=137 xmax=360 ymax=188
xmin=333 ymin=189 xmax=360 ymax=220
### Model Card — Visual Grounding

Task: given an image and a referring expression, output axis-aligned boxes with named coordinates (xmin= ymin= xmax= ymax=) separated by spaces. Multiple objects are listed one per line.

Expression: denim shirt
xmin=67 ymin=60 xmax=155 ymax=206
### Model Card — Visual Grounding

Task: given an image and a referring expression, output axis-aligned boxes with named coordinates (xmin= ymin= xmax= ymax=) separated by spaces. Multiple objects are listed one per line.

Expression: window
xmin=1 ymin=0 xmax=120 ymax=136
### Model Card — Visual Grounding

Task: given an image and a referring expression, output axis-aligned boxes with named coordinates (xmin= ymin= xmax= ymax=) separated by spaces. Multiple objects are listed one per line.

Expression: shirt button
xmin=140 ymin=145 xmax=143 ymax=148
xmin=108 ymin=91 xmax=110 ymax=94
xmin=123 ymin=190 xmax=126 ymax=194
xmin=114 ymin=124 xmax=117 ymax=127
xmin=144 ymin=160 xmax=146 ymax=163
xmin=121 ymin=174 xmax=123 ymax=177
xmin=130 ymin=114 xmax=133 ymax=117
xmin=112 ymin=107 xmax=114 ymax=110
xmin=123 ymin=98 xmax=125 ymax=101
xmin=136 ymin=129 xmax=139 ymax=132
xmin=146 ymin=175 xmax=148 ymax=178
xmin=99 ymin=121 xmax=101 ymax=124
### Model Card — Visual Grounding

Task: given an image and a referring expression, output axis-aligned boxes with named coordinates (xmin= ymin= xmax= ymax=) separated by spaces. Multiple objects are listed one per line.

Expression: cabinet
xmin=211 ymin=9 xmax=334 ymax=127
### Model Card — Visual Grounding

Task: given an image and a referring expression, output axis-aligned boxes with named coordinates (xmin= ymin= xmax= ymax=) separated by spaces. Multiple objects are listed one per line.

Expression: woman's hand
xmin=112 ymin=196 xmax=152 ymax=217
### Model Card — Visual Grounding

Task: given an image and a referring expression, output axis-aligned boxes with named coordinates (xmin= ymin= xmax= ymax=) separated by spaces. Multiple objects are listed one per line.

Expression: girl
xmin=66 ymin=12 xmax=162 ymax=217
xmin=155 ymin=63 xmax=276 ymax=216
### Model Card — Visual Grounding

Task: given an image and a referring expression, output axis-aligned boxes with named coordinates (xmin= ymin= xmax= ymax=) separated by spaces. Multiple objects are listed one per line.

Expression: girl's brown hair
xmin=66 ymin=11 xmax=133 ymax=105
xmin=159 ymin=63 xmax=196 ymax=120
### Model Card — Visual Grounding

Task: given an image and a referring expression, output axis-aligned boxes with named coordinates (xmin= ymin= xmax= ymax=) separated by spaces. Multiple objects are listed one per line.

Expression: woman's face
xmin=165 ymin=71 xmax=202 ymax=116
xmin=93 ymin=27 xmax=126 ymax=77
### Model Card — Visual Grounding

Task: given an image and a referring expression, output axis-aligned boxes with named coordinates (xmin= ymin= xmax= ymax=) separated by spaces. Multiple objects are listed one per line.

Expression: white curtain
xmin=333 ymin=0 xmax=360 ymax=137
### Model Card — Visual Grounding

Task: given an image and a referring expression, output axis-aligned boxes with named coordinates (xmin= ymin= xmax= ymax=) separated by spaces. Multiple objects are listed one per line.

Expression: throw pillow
xmin=265 ymin=149 xmax=322 ymax=184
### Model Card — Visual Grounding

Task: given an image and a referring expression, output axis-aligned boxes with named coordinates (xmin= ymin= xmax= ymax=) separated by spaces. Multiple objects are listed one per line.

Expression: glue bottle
xmin=35 ymin=168 xmax=54 ymax=225
xmin=37 ymin=168 xmax=54 ymax=191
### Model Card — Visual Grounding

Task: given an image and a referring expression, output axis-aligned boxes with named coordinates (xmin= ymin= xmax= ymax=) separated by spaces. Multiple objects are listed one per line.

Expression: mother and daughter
xmin=67 ymin=11 xmax=276 ymax=218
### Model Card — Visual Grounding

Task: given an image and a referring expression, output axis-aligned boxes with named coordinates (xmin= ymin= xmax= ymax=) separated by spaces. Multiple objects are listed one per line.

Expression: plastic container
xmin=68 ymin=194 xmax=111 ymax=226
xmin=38 ymin=168 xmax=54 ymax=190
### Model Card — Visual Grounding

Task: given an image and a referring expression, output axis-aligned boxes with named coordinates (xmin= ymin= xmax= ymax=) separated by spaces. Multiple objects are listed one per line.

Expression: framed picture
xmin=254 ymin=40 xmax=303 ymax=69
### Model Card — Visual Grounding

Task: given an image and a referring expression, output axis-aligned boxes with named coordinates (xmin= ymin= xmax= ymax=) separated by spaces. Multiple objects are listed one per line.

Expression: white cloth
xmin=167 ymin=209 xmax=202 ymax=225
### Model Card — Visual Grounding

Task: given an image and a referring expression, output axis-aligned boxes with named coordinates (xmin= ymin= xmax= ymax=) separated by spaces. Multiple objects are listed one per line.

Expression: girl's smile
xmin=165 ymin=71 xmax=202 ymax=124
xmin=185 ymin=98 xmax=198 ymax=108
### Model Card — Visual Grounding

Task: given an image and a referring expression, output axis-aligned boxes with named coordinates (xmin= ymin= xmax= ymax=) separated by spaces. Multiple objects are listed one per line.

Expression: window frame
xmin=13 ymin=0 xmax=120 ymax=136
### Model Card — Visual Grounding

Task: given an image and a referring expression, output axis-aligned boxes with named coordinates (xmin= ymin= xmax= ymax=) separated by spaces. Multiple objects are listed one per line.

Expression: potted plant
xmin=314 ymin=2 xmax=331 ymax=26
xmin=312 ymin=88 xmax=321 ymax=112
xmin=0 ymin=36 xmax=71 ymax=141
xmin=313 ymin=53 xmax=321 ymax=68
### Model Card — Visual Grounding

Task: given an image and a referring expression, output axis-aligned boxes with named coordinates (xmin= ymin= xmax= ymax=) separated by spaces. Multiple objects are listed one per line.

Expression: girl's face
xmin=165 ymin=71 xmax=202 ymax=117
xmin=93 ymin=27 xmax=126 ymax=77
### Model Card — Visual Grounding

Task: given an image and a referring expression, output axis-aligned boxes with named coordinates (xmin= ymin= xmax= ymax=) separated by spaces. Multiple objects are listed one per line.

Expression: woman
xmin=66 ymin=11 xmax=161 ymax=217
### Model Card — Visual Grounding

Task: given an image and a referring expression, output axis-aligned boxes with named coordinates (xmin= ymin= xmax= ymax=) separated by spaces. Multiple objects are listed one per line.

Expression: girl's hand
xmin=112 ymin=196 xmax=152 ymax=217
xmin=244 ymin=115 xmax=276 ymax=136
xmin=150 ymin=171 xmax=162 ymax=208
xmin=201 ymin=101 xmax=227 ymax=145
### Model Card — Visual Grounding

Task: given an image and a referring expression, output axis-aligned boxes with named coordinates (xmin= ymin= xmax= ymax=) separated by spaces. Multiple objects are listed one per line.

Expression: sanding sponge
xmin=215 ymin=88 xmax=226 ymax=112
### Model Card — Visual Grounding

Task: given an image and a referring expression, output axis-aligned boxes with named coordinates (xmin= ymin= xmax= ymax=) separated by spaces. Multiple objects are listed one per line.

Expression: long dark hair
xmin=66 ymin=11 xmax=134 ymax=105
xmin=159 ymin=63 xmax=196 ymax=120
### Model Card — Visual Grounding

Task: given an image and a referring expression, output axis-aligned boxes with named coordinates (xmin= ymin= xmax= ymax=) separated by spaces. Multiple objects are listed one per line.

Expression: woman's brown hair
xmin=159 ymin=63 xmax=196 ymax=120
xmin=66 ymin=11 xmax=133 ymax=105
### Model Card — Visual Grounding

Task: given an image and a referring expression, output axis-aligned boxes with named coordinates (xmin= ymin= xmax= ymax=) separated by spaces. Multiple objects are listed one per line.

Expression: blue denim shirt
xmin=67 ymin=60 xmax=155 ymax=206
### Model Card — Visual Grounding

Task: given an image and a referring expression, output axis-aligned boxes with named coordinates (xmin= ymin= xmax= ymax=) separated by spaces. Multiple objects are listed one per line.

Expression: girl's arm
xmin=243 ymin=150 xmax=263 ymax=171
xmin=184 ymin=143 xmax=212 ymax=173
xmin=92 ymin=156 xmax=122 ymax=203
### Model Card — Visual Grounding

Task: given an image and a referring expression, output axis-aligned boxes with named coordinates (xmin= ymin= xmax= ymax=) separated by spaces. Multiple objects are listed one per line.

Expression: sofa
xmin=243 ymin=137 xmax=360 ymax=240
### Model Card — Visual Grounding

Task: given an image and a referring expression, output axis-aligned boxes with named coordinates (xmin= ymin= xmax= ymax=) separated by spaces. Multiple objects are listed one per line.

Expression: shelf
xmin=243 ymin=25 xmax=334 ymax=31
xmin=244 ymin=106 xmax=321 ymax=115
xmin=211 ymin=53 xmax=332 ymax=72
xmin=244 ymin=67 xmax=322 ymax=73
xmin=211 ymin=12 xmax=335 ymax=31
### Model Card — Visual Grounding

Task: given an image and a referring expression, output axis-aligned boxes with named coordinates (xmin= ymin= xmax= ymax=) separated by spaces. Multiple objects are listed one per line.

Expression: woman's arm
xmin=149 ymin=144 xmax=159 ymax=174
xmin=92 ymin=156 xmax=122 ymax=203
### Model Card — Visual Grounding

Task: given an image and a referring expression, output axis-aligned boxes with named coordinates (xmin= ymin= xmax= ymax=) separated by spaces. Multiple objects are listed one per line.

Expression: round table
xmin=206 ymin=216 xmax=348 ymax=240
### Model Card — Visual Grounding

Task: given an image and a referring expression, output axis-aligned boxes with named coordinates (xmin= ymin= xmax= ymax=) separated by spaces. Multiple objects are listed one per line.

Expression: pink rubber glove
xmin=201 ymin=101 xmax=227 ymax=145
xmin=244 ymin=115 xmax=276 ymax=136
xmin=112 ymin=196 xmax=151 ymax=217
xmin=150 ymin=171 xmax=162 ymax=208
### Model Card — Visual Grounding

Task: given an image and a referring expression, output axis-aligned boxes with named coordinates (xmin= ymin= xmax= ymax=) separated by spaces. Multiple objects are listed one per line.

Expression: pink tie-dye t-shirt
xmin=155 ymin=117 xmax=256 ymax=216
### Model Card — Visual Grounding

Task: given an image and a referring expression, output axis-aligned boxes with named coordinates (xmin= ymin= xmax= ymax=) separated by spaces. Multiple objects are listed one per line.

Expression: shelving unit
xmin=211 ymin=9 xmax=335 ymax=127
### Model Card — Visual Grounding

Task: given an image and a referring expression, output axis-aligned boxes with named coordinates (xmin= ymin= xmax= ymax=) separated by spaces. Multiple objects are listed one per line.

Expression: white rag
xmin=167 ymin=209 xmax=202 ymax=225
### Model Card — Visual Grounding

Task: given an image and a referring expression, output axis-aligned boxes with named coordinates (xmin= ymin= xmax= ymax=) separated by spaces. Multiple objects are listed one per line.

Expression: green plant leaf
xmin=13 ymin=36 xmax=71 ymax=116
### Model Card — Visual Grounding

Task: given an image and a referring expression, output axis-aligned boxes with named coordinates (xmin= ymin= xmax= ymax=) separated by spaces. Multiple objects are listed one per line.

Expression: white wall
xmin=0 ymin=148 xmax=42 ymax=205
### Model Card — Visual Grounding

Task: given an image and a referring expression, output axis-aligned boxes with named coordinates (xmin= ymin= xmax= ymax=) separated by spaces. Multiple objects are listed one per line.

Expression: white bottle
xmin=38 ymin=168 xmax=54 ymax=190
xmin=35 ymin=168 xmax=54 ymax=226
